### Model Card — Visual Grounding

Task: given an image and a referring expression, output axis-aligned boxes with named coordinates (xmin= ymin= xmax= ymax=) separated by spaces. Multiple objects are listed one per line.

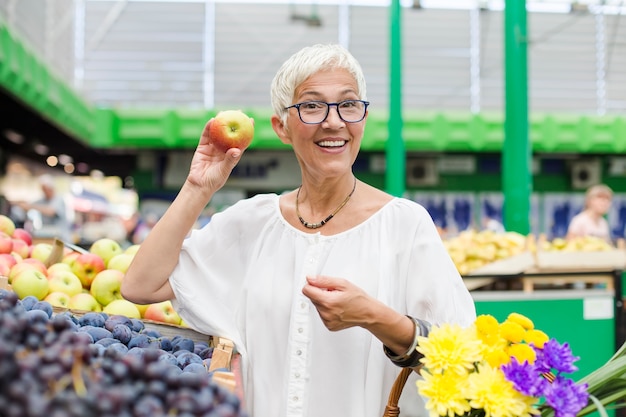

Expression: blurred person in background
xmin=13 ymin=174 xmax=71 ymax=242
xmin=566 ymin=184 xmax=613 ymax=243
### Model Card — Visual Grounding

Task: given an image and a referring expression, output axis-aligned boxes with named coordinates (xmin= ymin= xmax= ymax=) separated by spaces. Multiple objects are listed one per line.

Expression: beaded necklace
xmin=295 ymin=177 xmax=357 ymax=229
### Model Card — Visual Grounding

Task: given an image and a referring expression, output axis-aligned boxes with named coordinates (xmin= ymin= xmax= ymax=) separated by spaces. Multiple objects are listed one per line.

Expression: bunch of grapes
xmin=0 ymin=289 xmax=247 ymax=417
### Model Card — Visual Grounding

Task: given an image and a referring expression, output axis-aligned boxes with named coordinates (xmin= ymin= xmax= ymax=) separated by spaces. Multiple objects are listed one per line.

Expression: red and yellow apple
xmin=12 ymin=228 xmax=32 ymax=245
xmin=89 ymin=269 xmax=125 ymax=306
xmin=0 ymin=215 xmax=16 ymax=237
xmin=143 ymin=300 xmax=182 ymax=325
xmin=0 ymin=233 xmax=14 ymax=254
xmin=208 ymin=110 xmax=254 ymax=152
xmin=11 ymin=238 xmax=30 ymax=259
xmin=71 ymin=253 xmax=106 ymax=288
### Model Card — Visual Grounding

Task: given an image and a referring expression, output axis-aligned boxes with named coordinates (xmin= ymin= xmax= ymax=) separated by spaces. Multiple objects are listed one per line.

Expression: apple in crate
xmin=143 ymin=300 xmax=182 ymax=325
xmin=0 ymin=233 xmax=13 ymax=254
xmin=8 ymin=259 xmax=47 ymax=284
xmin=12 ymin=228 xmax=32 ymax=245
xmin=48 ymin=270 xmax=83 ymax=297
xmin=103 ymin=299 xmax=141 ymax=319
xmin=11 ymin=268 xmax=50 ymax=300
xmin=68 ymin=293 xmax=102 ymax=312
xmin=90 ymin=269 xmax=124 ymax=306
xmin=89 ymin=238 xmax=123 ymax=267
xmin=45 ymin=291 xmax=71 ymax=308
xmin=208 ymin=110 xmax=254 ymax=152
xmin=107 ymin=253 xmax=134 ymax=274
xmin=0 ymin=214 xmax=16 ymax=236
xmin=72 ymin=253 xmax=106 ymax=288
xmin=30 ymin=243 xmax=54 ymax=263
xmin=11 ymin=238 xmax=30 ymax=259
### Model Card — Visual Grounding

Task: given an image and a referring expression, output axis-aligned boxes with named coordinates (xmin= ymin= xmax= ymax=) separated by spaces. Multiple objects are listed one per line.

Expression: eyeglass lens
xmin=298 ymin=101 xmax=366 ymax=124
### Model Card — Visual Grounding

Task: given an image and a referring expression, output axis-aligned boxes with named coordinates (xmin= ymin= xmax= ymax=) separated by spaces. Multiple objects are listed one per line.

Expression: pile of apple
xmin=0 ymin=214 xmax=182 ymax=326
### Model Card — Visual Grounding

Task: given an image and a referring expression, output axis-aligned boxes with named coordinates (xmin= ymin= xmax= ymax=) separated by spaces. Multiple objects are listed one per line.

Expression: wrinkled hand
xmin=186 ymin=118 xmax=250 ymax=191
xmin=302 ymin=275 xmax=372 ymax=331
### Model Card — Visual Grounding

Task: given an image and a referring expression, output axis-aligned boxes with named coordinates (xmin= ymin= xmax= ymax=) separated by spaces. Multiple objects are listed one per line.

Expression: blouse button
xmin=296 ymin=349 xmax=302 ymax=356
xmin=297 ymin=327 xmax=303 ymax=333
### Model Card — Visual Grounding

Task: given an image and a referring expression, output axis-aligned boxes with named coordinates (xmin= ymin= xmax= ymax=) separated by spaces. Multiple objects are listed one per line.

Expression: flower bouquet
xmin=415 ymin=313 xmax=602 ymax=417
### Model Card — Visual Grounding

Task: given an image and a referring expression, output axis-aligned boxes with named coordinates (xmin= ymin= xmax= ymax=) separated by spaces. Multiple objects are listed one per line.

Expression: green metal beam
xmin=503 ymin=1 xmax=531 ymax=234
xmin=385 ymin=0 xmax=405 ymax=197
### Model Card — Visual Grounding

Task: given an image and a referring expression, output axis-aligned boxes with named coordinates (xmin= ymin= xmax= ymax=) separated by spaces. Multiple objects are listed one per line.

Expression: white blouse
xmin=170 ymin=193 xmax=476 ymax=417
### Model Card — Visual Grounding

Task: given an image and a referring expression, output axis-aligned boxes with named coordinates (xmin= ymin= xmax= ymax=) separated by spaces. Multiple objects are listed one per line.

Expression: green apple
xmin=89 ymin=238 xmax=123 ymax=267
xmin=106 ymin=253 xmax=134 ymax=274
xmin=143 ymin=300 xmax=182 ymax=325
xmin=124 ymin=244 xmax=141 ymax=255
xmin=30 ymin=243 xmax=54 ymax=263
xmin=47 ymin=262 xmax=72 ymax=275
xmin=8 ymin=260 xmax=47 ymax=284
xmin=208 ymin=110 xmax=254 ymax=152
xmin=48 ymin=270 xmax=83 ymax=297
xmin=68 ymin=293 xmax=102 ymax=312
xmin=89 ymin=269 xmax=124 ymax=307
xmin=103 ymin=299 xmax=141 ymax=319
xmin=134 ymin=302 xmax=150 ymax=318
xmin=12 ymin=269 xmax=50 ymax=300
xmin=45 ymin=291 xmax=71 ymax=308
xmin=0 ymin=214 xmax=16 ymax=237
xmin=71 ymin=253 xmax=106 ymax=289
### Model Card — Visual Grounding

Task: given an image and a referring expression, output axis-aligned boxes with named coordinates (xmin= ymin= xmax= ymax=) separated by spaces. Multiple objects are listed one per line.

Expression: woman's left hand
xmin=302 ymin=275 xmax=373 ymax=331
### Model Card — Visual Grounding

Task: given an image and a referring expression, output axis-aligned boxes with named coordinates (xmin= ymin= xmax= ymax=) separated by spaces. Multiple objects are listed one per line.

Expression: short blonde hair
xmin=270 ymin=44 xmax=367 ymax=124
xmin=585 ymin=184 xmax=613 ymax=207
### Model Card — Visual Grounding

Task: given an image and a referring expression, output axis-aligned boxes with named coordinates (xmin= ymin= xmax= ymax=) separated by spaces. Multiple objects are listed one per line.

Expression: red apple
xmin=143 ymin=300 xmax=182 ymax=325
xmin=0 ymin=215 xmax=16 ymax=237
xmin=208 ymin=110 xmax=254 ymax=152
xmin=48 ymin=270 xmax=83 ymax=297
xmin=0 ymin=253 xmax=18 ymax=269
xmin=68 ymin=293 xmax=102 ymax=312
xmin=71 ymin=253 xmax=106 ymax=289
xmin=89 ymin=269 xmax=125 ymax=307
xmin=62 ymin=251 xmax=81 ymax=267
xmin=12 ymin=228 xmax=32 ymax=246
xmin=8 ymin=259 xmax=47 ymax=284
xmin=0 ymin=233 xmax=14 ymax=254
xmin=12 ymin=268 xmax=49 ymax=300
xmin=11 ymin=238 xmax=30 ymax=259
xmin=45 ymin=291 xmax=71 ymax=308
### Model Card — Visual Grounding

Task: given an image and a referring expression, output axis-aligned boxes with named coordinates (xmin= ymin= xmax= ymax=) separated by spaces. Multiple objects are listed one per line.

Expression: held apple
xmin=11 ymin=269 xmax=50 ymax=300
xmin=71 ymin=253 xmax=106 ymax=289
xmin=89 ymin=238 xmax=123 ymax=267
xmin=48 ymin=270 xmax=84 ymax=297
xmin=68 ymin=293 xmax=102 ymax=312
xmin=143 ymin=300 xmax=182 ymax=325
xmin=89 ymin=269 xmax=125 ymax=306
xmin=208 ymin=110 xmax=254 ymax=152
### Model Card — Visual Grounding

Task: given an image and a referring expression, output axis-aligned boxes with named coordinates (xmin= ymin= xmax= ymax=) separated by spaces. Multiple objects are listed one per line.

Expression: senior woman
xmin=121 ymin=43 xmax=476 ymax=417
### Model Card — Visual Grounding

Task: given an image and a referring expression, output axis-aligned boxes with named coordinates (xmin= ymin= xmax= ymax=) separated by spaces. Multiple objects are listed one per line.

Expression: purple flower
xmin=501 ymin=359 xmax=548 ymax=397
xmin=534 ymin=339 xmax=579 ymax=375
xmin=543 ymin=376 xmax=589 ymax=417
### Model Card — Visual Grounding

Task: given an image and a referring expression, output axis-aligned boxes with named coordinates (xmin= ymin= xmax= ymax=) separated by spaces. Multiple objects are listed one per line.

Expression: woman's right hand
xmin=186 ymin=119 xmax=246 ymax=193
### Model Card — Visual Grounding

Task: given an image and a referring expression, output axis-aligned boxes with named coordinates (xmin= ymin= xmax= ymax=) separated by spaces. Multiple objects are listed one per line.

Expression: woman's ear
xmin=271 ymin=114 xmax=292 ymax=145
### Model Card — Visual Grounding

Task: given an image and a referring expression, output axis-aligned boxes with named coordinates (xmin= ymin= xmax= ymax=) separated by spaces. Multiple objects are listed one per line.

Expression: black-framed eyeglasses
xmin=285 ymin=100 xmax=370 ymax=124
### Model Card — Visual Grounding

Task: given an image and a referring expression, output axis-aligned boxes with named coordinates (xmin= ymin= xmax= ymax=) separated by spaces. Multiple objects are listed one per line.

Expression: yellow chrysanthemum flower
xmin=465 ymin=364 xmax=538 ymax=417
xmin=506 ymin=313 xmax=534 ymax=330
xmin=507 ymin=343 xmax=536 ymax=364
xmin=525 ymin=329 xmax=549 ymax=348
xmin=499 ymin=321 xmax=525 ymax=344
xmin=475 ymin=314 xmax=500 ymax=338
xmin=484 ymin=349 xmax=511 ymax=368
xmin=417 ymin=371 xmax=472 ymax=417
xmin=417 ymin=323 xmax=483 ymax=375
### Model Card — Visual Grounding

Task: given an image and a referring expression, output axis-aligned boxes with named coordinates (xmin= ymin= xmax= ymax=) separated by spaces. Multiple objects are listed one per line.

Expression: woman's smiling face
xmin=277 ymin=68 xmax=368 ymax=180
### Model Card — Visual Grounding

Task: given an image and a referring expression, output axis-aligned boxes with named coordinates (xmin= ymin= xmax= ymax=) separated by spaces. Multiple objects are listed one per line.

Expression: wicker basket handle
xmin=382 ymin=367 xmax=413 ymax=417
